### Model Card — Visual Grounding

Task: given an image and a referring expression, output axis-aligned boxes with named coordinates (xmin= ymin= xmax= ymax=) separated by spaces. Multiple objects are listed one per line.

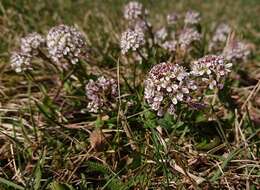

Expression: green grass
xmin=0 ymin=0 xmax=260 ymax=189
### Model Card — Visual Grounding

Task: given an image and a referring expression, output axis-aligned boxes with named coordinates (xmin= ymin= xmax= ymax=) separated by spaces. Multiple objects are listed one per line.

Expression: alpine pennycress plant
xmin=5 ymin=1 xmax=257 ymax=189
xmin=10 ymin=1 xmax=250 ymax=119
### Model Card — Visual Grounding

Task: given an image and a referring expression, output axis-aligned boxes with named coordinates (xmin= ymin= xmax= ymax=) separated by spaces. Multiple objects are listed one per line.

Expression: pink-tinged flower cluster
xmin=133 ymin=19 xmax=151 ymax=32
xmin=222 ymin=40 xmax=251 ymax=62
xmin=20 ymin=32 xmax=45 ymax=56
xmin=154 ymin=27 xmax=168 ymax=44
xmin=161 ymin=40 xmax=177 ymax=52
xmin=86 ymin=76 xmax=118 ymax=113
xmin=184 ymin=10 xmax=201 ymax=25
xmin=120 ymin=28 xmax=145 ymax=54
xmin=209 ymin=23 xmax=231 ymax=51
xmin=212 ymin=23 xmax=231 ymax=43
xmin=144 ymin=63 xmax=197 ymax=116
xmin=10 ymin=52 xmax=32 ymax=73
xmin=10 ymin=32 xmax=45 ymax=73
xmin=46 ymin=24 xmax=87 ymax=66
xmin=123 ymin=1 xmax=147 ymax=20
xmin=178 ymin=27 xmax=201 ymax=50
xmin=167 ymin=12 xmax=179 ymax=25
xmin=191 ymin=55 xmax=232 ymax=89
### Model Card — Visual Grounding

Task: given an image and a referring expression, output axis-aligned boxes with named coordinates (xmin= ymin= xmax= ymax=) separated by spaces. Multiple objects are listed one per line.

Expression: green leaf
xmin=210 ymin=148 xmax=243 ymax=181
xmin=0 ymin=177 xmax=24 ymax=190
xmin=158 ymin=113 xmax=174 ymax=129
xmin=33 ymin=154 xmax=45 ymax=190
xmin=49 ymin=181 xmax=75 ymax=190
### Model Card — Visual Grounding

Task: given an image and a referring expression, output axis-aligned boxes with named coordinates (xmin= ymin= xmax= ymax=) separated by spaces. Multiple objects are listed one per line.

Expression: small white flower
xmin=172 ymin=97 xmax=178 ymax=105
xmin=172 ymin=84 xmax=179 ymax=90
xmin=166 ymin=86 xmax=172 ymax=92
xmin=168 ymin=104 xmax=175 ymax=115
xmin=209 ymin=80 xmax=217 ymax=90
xmin=182 ymin=88 xmax=189 ymax=94
xmin=176 ymin=93 xmax=183 ymax=101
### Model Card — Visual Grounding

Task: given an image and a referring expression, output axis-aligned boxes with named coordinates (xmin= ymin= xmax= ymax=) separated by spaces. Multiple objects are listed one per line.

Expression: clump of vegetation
xmin=0 ymin=0 xmax=259 ymax=189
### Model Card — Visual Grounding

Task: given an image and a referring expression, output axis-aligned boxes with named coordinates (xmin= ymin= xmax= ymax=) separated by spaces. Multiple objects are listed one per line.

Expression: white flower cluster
xmin=46 ymin=24 xmax=87 ymax=65
xmin=212 ymin=23 xmax=231 ymax=43
xmin=85 ymin=76 xmax=118 ymax=113
xmin=145 ymin=55 xmax=233 ymax=116
xmin=209 ymin=23 xmax=231 ymax=51
xmin=144 ymin=62 xmax=197 ymax=116
xmin=178 ymin=27 xmax=201 ymax=50
xmin=222 ymin=40 xmax=250 ymax=62
xmin=120 ymin=28 xmax=145 ymax=54
xmin=133 ymin=19 xmax=150 ymax=32
xmin=10 ymin=52 xmax=32 ymax=73
xmin=10 ymin=32 xmax=45 ymax=73
xmin=161 ymin=40 xmax=177 ymax=52
xmin=123 ymin=1 xmax=147 ymax=20
xmin=154 ymin=27 xmax=168 ymax=44
xmin=20 ymin=32 xmax=45 ymax=55
xmin=184 ymin=10 xmax=201 ymax=25
xmin=191 ymin=55 xmax=232 ymax=89
xmin=11 ymin=25 xmax=88 ymax=73
xmin=167 ymin=13 xmax=179 ymax=25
